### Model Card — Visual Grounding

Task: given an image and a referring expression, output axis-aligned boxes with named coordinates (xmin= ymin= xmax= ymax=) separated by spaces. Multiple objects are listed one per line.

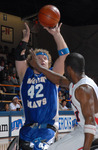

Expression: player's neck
xmin=73 ymin=72 xmax=85 ymax=84
xmin=34 ymin=69 xmax=40 ymax=74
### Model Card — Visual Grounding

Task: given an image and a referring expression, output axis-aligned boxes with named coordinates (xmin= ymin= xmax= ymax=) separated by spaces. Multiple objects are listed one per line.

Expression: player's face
xmin=36 ymin=55 xmax=49 ymax=68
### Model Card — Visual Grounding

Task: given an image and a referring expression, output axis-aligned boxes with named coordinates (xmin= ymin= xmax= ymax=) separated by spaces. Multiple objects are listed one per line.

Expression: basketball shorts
xmin=19 ymin=126 xmax=56 ymax=150
xmin=48 ymin=125 xmax=84 ymax=150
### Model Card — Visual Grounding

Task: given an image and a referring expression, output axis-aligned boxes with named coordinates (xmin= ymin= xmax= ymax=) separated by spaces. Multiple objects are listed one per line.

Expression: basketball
xmin=38 ymin=5 xmax=60 ymax=28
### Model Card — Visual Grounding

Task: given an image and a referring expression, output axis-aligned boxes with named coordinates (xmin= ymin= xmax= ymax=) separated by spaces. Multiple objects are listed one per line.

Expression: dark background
xmin=0 ymin=0 xmax=98 ymax=26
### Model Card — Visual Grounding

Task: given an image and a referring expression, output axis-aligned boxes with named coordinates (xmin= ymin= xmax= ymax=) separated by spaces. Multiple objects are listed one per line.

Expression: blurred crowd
xmin=58 ymin=87 xmax=72 ymax=110
xmin=0 ymin=45 xmax=21 ymax=111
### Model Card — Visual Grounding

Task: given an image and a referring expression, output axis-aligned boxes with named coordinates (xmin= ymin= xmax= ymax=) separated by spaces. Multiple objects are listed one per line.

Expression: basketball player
xmin=27 ymin=51 xmax=98 ymax=150
xmin=15 ymin=22 xmax=70 ymax=150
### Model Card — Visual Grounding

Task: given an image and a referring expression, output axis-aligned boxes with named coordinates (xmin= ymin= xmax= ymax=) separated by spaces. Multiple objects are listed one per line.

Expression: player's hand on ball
xmin=44 ymin=23 xmax=62 ymax=36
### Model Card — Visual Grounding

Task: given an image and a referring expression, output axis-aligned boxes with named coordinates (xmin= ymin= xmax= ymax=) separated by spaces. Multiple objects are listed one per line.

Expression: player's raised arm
xmin=15 ymin=23 xmax=30 ymax=83
xmin=27 ymin=50 xmax=70 ymax=88
xmin=44 ymin=23 xmax=70 ymax=75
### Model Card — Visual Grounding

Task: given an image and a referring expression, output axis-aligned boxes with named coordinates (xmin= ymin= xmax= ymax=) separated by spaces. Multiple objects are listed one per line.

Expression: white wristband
xmin=84 ymin=124 xmax=96 ymax=135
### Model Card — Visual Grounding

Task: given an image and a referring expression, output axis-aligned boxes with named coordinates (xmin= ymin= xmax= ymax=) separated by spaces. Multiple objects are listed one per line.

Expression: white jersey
xmin=48 ymin=76 xmax=98 ymax=150
xmin=69 ymin=75 xmax=98 ymax=128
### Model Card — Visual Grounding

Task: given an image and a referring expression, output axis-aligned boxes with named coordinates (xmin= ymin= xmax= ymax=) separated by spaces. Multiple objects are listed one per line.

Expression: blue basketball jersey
xmin=21 ymin=67 xmax=58 ymax=126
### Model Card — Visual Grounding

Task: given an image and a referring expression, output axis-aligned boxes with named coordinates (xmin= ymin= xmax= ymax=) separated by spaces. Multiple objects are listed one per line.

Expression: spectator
xmin=10 ymin=72 xmax=19 ymax=85
xmin=62 ymin=88 xmax=72 ymax=109
xmin=0 ymin=58 xmax=5 ymax=71
xmin=3 ymin=103 xmax=10 ymax=111
xmin=66 ymin=97 xmax=72 ymax=109
xmin=2 ymin=74 xmax=15 ymax=93
xmin=3 ymin=64 xmax=10 ymax=75
xmin=0 ymin=58 xmax=6 ymax=82
xmin=15 ymin=91 xmax=22 ymax=105
xmin=59 ymin=99 xmax=68 ymax=110
xmin=8 ymin=62 xmax=14 ymax=74
xmin=58 ymin=90 xmax=63 ymax=103
xmin=9 ymin=96 xmax=22 ymax=111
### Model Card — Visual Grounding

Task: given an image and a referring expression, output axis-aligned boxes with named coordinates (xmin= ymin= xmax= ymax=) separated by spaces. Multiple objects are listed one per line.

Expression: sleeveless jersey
xmin=21 ymin=67 xmax=58 ymax=126
xmin=69 ymin=75 xmax=98 ymax=128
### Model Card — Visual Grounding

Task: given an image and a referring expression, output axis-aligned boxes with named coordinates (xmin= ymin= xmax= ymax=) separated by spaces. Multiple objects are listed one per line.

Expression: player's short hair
xmin=65 ymin=52 xmax=85 ymax=75
xmin=34 ymin=48 xmax=52 ymax=68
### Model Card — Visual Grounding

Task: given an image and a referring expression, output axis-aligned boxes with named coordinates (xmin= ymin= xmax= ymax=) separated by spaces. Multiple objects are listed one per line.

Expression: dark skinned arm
xmin=76 ymin=85 xmax=95 ymax=150
xmin=27 ymin=50 xmax=70 ymax=88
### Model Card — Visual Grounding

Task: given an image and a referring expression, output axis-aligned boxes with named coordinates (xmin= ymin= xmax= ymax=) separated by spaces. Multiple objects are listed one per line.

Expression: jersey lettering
xmin=28 ymin=85 xmax=34 ymax=98
xmin=36 ymin=84 xmax=43 ymax=98
xmin=27 ymin=98 xmax=47 ymax=108
xmin=28 ymin=84 xmax=44 ymax=98
xmin=32 ymin=101 xmax=38 ymax=108
xmin=27 ymin=77 xmax=46 ymax=84
xmin=42 ymin=98 xmax=47 ymax=105
xmin=36 ymin=100 xmax=41 ymax=107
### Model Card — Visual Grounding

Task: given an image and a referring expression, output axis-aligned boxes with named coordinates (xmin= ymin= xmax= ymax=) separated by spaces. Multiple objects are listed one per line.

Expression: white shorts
xmin=48 ymin=125 xmax=84 ymax=150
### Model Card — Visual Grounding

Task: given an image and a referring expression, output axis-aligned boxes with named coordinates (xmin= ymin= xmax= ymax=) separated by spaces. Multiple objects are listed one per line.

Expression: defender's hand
xmin=27 ymin=49 xmax=41 ymax=70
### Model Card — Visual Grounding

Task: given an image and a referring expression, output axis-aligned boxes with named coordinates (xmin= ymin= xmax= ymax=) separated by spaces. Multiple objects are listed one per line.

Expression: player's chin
xmin=41 ymin=64 xmax=48 ymax=68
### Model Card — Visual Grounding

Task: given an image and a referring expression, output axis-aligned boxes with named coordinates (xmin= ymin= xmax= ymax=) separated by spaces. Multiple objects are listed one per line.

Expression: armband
xmin=58 ymin=48 xmax=70 ymax=56
xmin=84 ymin=124 xmax=96 ymax=135
xmin=15 ymin=41 xmax=28 ymax=61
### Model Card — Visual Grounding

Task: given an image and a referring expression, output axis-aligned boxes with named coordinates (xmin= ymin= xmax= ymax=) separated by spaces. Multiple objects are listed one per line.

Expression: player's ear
xmin=67 ymin=66 xmax=74 ymax=76
xmin=68 ymin=66 xmax=76 ymax=77
xmin=67 ymin=66 xmax=71 ymax=72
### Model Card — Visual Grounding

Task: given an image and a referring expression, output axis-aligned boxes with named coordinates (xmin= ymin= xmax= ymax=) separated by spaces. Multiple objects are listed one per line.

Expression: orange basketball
xmin=38 ymin=5 xmax=60 ymax=28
